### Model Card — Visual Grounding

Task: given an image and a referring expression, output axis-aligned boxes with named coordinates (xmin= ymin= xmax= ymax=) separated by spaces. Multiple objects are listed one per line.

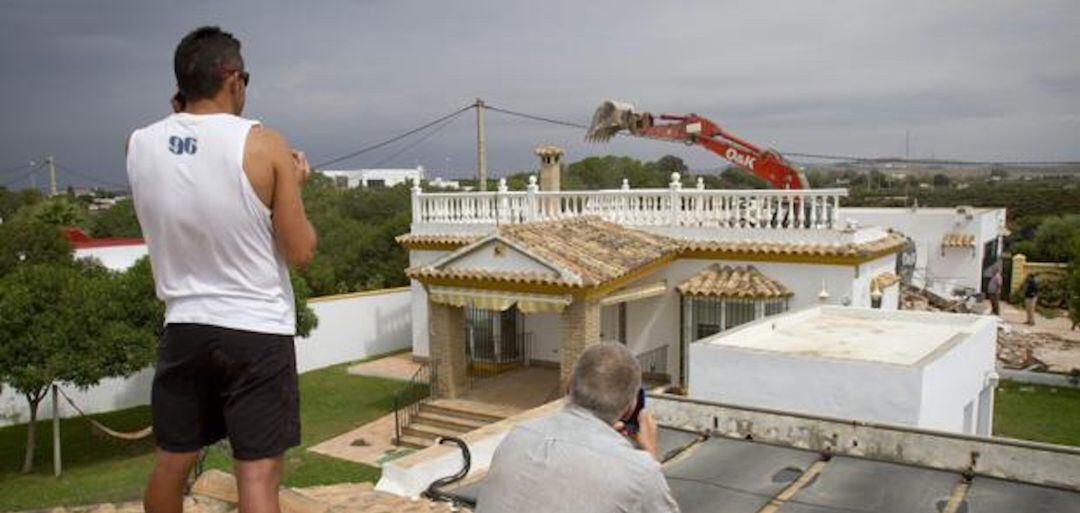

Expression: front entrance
xmin=465 ymin=305 xmax=530 ymax=372
xmin=600 ymin=303 xmax=627 ymax=344
xmin=981 ymin=237 xmax=1001 ymax=294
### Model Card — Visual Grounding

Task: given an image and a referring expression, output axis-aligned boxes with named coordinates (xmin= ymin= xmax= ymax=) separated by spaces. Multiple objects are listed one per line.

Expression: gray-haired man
xmin=476 ymin=343 xmax=680 ymax=512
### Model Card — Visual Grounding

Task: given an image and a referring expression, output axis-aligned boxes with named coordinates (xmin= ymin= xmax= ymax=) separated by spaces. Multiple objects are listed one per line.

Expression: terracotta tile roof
xmin=496 ymin=217 xmax=682 ymax=286
xmin=396 ymin=233 xmax=481 ymax=248
xmin=941 ymin=232 xmax=976 ymax=248
xmin=407 ymin=267 xmax=570 ymax=287
xmin=677 ymin=264 xmax=793 ymax=299
xmin=680 ymin=231 xmax=908 ymax=259
xmin=404 ymin=220 xmax=908 ymax=290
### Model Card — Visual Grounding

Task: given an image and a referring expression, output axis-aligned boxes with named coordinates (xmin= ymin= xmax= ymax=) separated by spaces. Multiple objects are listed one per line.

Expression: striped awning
xmin=600 ymin=281 xmax=667 ymax=306
xmin=427 ymin=285 xmax=572 ymax=313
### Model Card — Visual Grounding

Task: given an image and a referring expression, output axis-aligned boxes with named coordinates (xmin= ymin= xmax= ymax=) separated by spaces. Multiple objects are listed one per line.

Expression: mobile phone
xmin=622 ymin=387 xmax=646 ymax=435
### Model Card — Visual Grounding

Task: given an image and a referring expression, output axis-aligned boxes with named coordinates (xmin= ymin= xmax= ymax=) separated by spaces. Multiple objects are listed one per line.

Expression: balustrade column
xmin=410 ymin=178 xmax=422 ymax=223
xmin=526 ymin=175 xmax=538 ymax=222
xmin=668 ymin=172 xmax=682 ymax=226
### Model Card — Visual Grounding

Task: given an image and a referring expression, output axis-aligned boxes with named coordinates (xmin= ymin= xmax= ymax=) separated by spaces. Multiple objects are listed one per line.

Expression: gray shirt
xmin=475 ymin=403 xmax=680 ymax=513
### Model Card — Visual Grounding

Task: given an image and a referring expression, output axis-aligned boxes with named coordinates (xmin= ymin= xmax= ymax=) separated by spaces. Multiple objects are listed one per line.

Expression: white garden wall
xmin=0 ymin=287 xmax=412 ymax=427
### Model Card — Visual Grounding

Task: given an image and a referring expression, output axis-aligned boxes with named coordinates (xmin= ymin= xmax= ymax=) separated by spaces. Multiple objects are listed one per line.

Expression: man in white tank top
xmin=126 ymin=27 xmax=316 ymax=513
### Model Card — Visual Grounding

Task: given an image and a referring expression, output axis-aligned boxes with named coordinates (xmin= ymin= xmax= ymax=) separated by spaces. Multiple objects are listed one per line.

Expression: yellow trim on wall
xmin=586 ymin=253 xmax=677 ymax=300
xmin=306 ymin=286 xmax=411 ymax=304
xmin=420 ymin=275 xmax=578 ymax=295
xmin=408 ymin=238 xmax=906 ymax=297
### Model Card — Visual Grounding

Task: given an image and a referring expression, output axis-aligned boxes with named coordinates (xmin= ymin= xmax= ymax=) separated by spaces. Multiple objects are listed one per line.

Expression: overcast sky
xmin=1 ymin=0 xmax=1078 ymax=189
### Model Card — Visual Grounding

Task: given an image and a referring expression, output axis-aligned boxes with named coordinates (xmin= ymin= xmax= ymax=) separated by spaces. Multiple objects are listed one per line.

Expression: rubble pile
xmin=997 ymin=326 xmax=1080 ymax=372
xmin=901 ymin=285 xmax=972 ymax=313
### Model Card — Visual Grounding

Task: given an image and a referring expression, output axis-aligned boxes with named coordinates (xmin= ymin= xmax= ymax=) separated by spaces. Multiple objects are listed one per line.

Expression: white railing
xmin=412 ymin=173 xmax=848 ymax=230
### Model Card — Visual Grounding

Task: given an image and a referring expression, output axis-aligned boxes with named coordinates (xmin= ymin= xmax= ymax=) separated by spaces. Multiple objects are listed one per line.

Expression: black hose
xmin=422 ymin=436 xmax=475 ymax=507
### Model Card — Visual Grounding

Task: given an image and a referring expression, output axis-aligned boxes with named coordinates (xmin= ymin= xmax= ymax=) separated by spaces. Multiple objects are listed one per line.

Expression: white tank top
xmin=126 ymin=113 xmax=295 ymax=335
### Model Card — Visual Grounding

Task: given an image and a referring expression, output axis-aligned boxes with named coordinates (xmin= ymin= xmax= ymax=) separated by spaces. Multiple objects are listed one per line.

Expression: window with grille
xmin=683 ymin=295 xmax=790 ymax=343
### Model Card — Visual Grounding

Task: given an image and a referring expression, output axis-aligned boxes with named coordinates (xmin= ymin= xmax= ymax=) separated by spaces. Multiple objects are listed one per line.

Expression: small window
xmin=684 ymin=295 xmax=789 ymax=342
xmin=334 ymin=176 xmax=349 ymax=188
xmin=366 ymin=179 xmax=386 ymax=188
xmin=724 ymin=300 xmax=755 ymax=330
xmin=765 ymin=298 xmax=788 ymax=317
xmin=696 ymin=323 xmax=721 ymax=340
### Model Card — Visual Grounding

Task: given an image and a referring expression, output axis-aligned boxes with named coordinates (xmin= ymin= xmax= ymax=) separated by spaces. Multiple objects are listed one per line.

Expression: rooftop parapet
xmin=409 ymin=173 xmax=850 ymax=241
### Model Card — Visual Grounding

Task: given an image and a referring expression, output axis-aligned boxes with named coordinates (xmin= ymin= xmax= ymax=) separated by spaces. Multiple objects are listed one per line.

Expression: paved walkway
xmin=311 ymin=363 xmax=561 ymax=466
xmin=308 ymin=412 xmax=415 ymax=467
xmin=347 ymin=352 xmax=423 ymax=380
xmin=460 ymin=366 xmax=561 ymax=411
xmin=995 ymin=301 xmax=1079 ymax=342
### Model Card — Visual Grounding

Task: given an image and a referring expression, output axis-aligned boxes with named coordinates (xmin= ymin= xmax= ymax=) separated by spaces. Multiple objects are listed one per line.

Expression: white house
xmin=321 ymin=166 xmax=425 ymax=189
xmin=689 ymin=306 xmax=999 ymax=435
xmin=398 ymin=148 xmax=911 ymax=396
xmin=844 ymin=206 xmax=1007 ymax=298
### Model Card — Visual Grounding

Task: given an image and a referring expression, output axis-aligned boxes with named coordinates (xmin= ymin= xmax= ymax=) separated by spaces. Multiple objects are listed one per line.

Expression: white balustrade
xmin=412 ymin=174 xmax=847 ymax=231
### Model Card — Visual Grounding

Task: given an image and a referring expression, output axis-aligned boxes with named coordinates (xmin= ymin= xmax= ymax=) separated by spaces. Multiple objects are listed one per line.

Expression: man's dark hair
xmin=174 ymin=26 xmax=243 ymax=102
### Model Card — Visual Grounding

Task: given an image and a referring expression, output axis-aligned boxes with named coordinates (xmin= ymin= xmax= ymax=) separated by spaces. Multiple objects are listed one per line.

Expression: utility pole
xmin=904 ymin=130 xmax=910 ymax=161
xmin=46 ymin=155 xmax=57 ymax=197
xmin=476 ymin=98 xmax=487 ymax=191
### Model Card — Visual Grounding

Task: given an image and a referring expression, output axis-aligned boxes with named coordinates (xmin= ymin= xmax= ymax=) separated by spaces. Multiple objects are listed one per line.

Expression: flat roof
xmin=701 ymin=306 xmax=991 ymax=366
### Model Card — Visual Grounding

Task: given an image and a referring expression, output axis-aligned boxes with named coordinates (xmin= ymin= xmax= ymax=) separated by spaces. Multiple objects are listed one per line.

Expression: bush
xmin=1010 ymin=276 xmax=1068 ymax=308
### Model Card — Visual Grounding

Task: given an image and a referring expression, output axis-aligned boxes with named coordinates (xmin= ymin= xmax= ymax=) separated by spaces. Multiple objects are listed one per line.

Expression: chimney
xmin=534 ymin=145 xmax=563 ymax=192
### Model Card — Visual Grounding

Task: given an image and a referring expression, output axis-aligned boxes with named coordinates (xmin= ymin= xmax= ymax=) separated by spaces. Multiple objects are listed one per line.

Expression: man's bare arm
xmin=259 ymin=128 xmax=317 ymax=267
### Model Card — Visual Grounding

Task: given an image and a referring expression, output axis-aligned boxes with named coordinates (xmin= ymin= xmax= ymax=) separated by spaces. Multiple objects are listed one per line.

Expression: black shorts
xmin=152 ymin=323 xmax=300 ymax=460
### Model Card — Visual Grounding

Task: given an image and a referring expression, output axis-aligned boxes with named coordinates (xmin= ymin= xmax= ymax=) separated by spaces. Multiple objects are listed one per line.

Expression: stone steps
xmin=394 ymin=401 xmax=509 ymax=450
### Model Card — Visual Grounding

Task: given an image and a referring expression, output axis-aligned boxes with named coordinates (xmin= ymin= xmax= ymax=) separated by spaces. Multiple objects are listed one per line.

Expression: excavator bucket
xmin=585 ymin=100 xmax=639 ymax=143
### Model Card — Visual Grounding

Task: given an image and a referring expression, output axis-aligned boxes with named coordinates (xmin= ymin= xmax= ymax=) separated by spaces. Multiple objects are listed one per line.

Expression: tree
xmin=0 ymin=261 xmax=157 ymax=472
xmin=0 ymin=217 xmax=73 ymax=277
xmin=932 ymin=173 xmax=951 ymax=188
xmin=19 ymin=196 xmax=91 ymax=228
xmin=1029 ymin=215 xmax=1080 ymax=263
xmin=654 ymin=155 xmax=688 ymax=176
xmin=90 ymin=197 xmax=142 ymax=238
xmin=292 ymin=270 xmax=318 ymax=337
xmin=0 ymin=187 xmax=44 ymax=222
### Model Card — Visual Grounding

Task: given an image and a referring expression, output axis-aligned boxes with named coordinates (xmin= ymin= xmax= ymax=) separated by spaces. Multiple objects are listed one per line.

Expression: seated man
xmin=476 ymin=343 xmax=680 ymax=513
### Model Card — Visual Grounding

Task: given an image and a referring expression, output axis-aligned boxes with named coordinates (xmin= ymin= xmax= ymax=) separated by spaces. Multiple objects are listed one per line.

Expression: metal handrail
xmin=393 ymin=361 xmax=435 ymax=444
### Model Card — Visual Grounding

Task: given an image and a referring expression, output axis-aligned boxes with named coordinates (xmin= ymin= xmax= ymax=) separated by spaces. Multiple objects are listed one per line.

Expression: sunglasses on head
xmin=219 ymin=66 xmax=250 ymax=86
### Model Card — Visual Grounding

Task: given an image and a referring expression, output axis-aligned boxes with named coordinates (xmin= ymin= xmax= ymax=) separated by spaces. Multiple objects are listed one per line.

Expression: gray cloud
xmin=1 ymin=0 xmax=1078 ymax=189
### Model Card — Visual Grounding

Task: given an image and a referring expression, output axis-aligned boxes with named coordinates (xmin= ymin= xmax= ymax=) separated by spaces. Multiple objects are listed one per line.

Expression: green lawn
xmin=994 ymin=380 xmax=1080 ymax=447
xmin=0 ymin=354 xmax=411 ymax=511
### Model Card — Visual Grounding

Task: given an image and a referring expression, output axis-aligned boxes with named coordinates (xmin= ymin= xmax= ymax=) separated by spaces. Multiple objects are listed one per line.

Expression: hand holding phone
xmin=622 ymin=387 xmax=646 ymax=435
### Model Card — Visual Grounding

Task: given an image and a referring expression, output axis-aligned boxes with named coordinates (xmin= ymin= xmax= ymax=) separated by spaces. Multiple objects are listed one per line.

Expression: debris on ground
xmin=903 ymin=285 xmax=1080 ymax=373
xmin=901 ymin=285 xmax=979 ymax=314
xmin=997 ymin=326 xmax=1080 ymax=372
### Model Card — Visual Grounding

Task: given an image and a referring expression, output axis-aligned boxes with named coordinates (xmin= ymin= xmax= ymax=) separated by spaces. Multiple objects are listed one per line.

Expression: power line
xmin=0 ymin=162 xmax=45 ymax=189
xmin=0 ymin=161 xmax=35 ymax=175
xmin=485 ymin=103 xmax=1080 ymax=168
xmin=485 ymin=105 xmax=590 ymax=130
xmin=779 ymin=151 xmax=1080 ymax=167
xmin=314 ymin=104 xmax=475 ymax=169
xmin=369 ymin=109 xmax=466 ymax=168
xmin=53 ymin=162 xmax=129 ymax=190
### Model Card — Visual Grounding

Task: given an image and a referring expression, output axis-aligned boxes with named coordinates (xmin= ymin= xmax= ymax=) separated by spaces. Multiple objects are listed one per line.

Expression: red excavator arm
xmin=585 ymin=101 xmax=809 ymax=189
